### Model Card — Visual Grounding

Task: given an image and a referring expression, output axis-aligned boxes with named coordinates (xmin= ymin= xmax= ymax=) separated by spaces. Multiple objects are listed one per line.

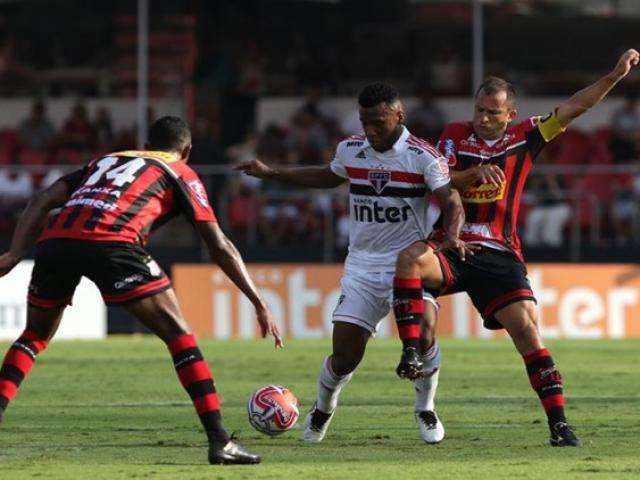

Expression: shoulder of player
xmin=404 ymin=134 xmax=445 ymax=161
xmin=337 ymin=134 xmax=367 ymax=150
xmin=440 ymin=121 xmax=473 ymax=139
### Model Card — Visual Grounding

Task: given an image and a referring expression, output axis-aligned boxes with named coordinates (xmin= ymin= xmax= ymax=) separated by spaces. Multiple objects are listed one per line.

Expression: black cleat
xmin=550 ymin=422 xmax=582 ymax=447
xmin=396 ymin=347 xmax=423 ymax=379
xmin=208 ymin=440 xmax=261 ymax=465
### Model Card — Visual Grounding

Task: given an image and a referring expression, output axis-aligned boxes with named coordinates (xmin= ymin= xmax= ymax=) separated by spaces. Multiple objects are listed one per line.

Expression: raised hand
xmin=611 ymin=48 xmax=640 ymax=80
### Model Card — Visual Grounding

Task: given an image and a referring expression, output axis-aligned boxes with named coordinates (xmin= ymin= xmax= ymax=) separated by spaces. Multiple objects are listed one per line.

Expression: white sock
xmin=414 ymin=341 xmax=441 ymax=412
xmin=315 ymin=355 xmax=353 ymax=414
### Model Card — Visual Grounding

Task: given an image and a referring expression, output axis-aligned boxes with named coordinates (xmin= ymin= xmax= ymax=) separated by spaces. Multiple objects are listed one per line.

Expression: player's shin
xmin=166 ymin=333 xmax=229 ymax=445
xmin=393 ymin=277 xmax=424 ymax=351
xmin=315 ymin=355 xmax=353 ymax=414
xmin=0 ymin=329 xmax=49 ymax=420
xmin=523 ymin=348 xmax=567 ymax=427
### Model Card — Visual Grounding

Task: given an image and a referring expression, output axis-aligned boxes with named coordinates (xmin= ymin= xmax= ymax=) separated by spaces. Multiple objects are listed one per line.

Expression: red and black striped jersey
xmin=432 ymin=113 xmax=565 ymax=260
xmin=39 ymin=150 xmax=216 ymax=245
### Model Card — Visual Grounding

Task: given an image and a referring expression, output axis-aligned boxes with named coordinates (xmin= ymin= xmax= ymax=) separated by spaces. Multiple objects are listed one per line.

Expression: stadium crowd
xmin=1 ymin=92 xmax=640 ymax=257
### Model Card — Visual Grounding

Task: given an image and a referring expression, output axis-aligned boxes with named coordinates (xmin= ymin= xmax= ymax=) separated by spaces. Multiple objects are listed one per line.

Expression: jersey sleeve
xmin=57 ymin=166 xmax=89 ymax=193
xmin=435 ymin=125 xmax=459 ymax=169
xmin=422 ymin=152 xmax=451 ymax=192
xmin=524 ymin=111 xmax=566 ymax=158
xmin=329 ymin=142 xmax=348 ymax=178
xmin=175 ymin=168 xmax=217 ymax=223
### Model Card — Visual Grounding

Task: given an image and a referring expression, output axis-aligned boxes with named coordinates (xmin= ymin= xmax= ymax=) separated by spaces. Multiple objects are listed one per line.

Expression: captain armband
xmin=536 ymin=111 xmax=566 ymax=142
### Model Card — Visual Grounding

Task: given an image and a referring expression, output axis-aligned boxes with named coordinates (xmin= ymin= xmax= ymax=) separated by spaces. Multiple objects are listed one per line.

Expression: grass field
xmin=0 ymin=337 xmax=638 ymax=479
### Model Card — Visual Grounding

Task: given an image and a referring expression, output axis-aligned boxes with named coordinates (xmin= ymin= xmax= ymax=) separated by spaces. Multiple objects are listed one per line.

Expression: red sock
xmin=523 ymin=348 xmax=567 ymax=427
xmin=167 ymin=333 xmax=228 ymax=444
xmin=393 ymin=277 xmax=424 ymax=350
xmin=0 ymin=329 xmax=49 ymax=412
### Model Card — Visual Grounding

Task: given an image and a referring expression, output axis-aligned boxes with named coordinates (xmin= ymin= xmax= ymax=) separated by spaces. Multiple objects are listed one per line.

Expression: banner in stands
xmin=0 ymin=261 xmax=106 ymax=340
xmin=173 ymin=264 xmax=640 ymax=339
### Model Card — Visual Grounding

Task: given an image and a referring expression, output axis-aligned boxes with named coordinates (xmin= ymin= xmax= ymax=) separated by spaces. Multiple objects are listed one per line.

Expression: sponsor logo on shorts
xmin=114 ymin=274 xmax=144 ymax=289
xmin=461 ymin=182 xmax=505 ymax=203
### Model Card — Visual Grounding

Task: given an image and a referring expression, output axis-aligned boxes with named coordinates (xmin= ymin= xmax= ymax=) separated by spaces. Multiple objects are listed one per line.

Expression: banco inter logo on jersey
xmin=368 ymin=170 xmax=390 ymax=194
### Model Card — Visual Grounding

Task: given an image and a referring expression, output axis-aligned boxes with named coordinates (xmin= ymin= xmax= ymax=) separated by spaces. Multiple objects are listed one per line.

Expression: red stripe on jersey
xmin=491 ymin=155 xmax=516 ymax=242
xmin=345 ymin=166 xmax=424 ymax=184
xmin=508 ymin=154 xmax=533 ymax=253
xmin=407 ymin=136 xmax=442 ymax=158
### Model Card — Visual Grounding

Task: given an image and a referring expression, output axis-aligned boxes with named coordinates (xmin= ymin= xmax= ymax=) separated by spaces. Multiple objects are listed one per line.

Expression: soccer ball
xmin=247 ymin=385 xmax=300 ymax=435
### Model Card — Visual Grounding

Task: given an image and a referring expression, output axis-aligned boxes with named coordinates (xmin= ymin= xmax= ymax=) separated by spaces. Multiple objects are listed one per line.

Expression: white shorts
xmin=332 ymin=269 xmax=395 ymax=335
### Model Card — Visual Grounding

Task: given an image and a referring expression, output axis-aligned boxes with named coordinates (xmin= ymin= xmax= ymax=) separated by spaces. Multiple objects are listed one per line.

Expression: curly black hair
xmin=357 ymin=82 xmax=400 ymax=108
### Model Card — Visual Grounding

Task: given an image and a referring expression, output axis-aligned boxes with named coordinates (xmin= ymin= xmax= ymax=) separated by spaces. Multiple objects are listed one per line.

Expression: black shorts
xmin=425 ymin=242 xmax=536 ymax=330
xmin=28 ymin=239 xmax=171 ymax=308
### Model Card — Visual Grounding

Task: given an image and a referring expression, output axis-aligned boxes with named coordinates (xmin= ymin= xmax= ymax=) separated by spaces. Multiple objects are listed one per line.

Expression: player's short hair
xmin=148 ymin=116 xmax=192 ymax=152
xmin=358 ymin=82 xmax=401 ymax=108
xmin=475 ymin=76 xmax=516 ymax=107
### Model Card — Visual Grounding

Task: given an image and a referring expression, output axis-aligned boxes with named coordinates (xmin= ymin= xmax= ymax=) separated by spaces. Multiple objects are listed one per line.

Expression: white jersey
xmin=330 ymin=126 xmax=450 ymax=272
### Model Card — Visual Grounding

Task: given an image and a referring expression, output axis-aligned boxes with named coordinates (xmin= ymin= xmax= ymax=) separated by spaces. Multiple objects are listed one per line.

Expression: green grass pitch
xmin=0 ymin=337 xmax=638 ymax=479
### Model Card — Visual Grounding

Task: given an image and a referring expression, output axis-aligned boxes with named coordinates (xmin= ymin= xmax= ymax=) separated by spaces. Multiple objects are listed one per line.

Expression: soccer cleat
xmin=415 ymin=410 xmax=445 ymax=444
xmin=396 ymin=347 xmax=423 ymax=379
xmin=208 ymin=440 xmax=261 ymax=465
xmin=302 ymin=403 xmax=334 ymax=443
xmin=549 ymin=422 xmax=582 ymax=447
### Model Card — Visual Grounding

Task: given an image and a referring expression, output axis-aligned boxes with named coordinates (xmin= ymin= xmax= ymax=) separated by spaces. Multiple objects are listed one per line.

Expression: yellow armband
xmin=536 ymin=112 xmax=566 ymax=142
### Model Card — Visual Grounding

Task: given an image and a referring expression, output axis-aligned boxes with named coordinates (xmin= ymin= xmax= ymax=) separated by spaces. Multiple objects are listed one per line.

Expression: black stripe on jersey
xmin=108 ymin=177 xmax=170 ymax=232
xmin=525 ymin=126 xmax=546 ymax=160
xmin=83 ymin=163 xmax=153 ymax=231
xmin=62 ymin=191 xmax=100 ymax=229
xmin=464 ymin=202 xmax=479 ymax=223
xmin=350 ymin=184 xmax=426 ymax=198
xmin=502 ymin=151 xmax=526 ymax=242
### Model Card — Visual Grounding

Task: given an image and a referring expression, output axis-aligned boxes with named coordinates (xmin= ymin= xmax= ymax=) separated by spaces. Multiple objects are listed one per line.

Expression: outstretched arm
xmin=234 ymin=160 xmax=345 ymax=188
xmin=0 ymin=180 xmax=71 ymax=277
xmin=196 ymin=221 xmax=283 ymax=348
xmin=555 ymin=48 xmax=639 ymax=127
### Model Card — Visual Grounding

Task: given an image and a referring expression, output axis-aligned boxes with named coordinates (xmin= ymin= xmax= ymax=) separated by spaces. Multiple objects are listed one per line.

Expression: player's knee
xmin=331 ymin=350 xmax=363 ymax=376
xmin=396 ymin=243 xmax=428 ymax=275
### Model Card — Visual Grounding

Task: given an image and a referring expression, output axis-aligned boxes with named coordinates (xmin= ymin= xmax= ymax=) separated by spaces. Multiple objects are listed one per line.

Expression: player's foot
xmin=302 ymin=402 xmax=334 ymax=443
xmin=415 ymin=410 xmax=445 ymax=444
xmin=208 ymin=440 xmax=261 ymax=465
xmin=549 ymin=422 xmax=582 ymax=447
xmin=396 ymin=347 xmax=423 ymax=379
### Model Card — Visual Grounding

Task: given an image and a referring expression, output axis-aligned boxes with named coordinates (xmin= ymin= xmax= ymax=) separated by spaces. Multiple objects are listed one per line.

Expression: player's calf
xmin=0 ymin=329 xmax=49 ymax=421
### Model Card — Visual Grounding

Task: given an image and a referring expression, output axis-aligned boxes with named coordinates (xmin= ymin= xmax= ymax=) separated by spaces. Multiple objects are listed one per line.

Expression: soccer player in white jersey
xmin=236 ymin=83 xmax=472 ymax=444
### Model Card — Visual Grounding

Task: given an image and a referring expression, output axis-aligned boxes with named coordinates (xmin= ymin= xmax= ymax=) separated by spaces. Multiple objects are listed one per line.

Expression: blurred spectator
xmin=407 ymin=90 xmax=446 ymax=144
xmin=19 ymin=101 xmax=55 ymax=151
xmin=256 ymin=123 xmax=287 ymax=164
xmin=524 ymin=173 xmax=571 ymax=248
xmin=93 ymin=107 xmax=114 ymax=150
xmin=284 ymin=108 xmax=331 ymax=165
xmin=60 ymin=102 xmax=95 ymax=151
xmin=430 ymin=46 xmax=465 ymax=95
xmin=609 ymin=93 xmax=640 ymax=163
xmin=190 ymin=116 xmax=225 ymax=165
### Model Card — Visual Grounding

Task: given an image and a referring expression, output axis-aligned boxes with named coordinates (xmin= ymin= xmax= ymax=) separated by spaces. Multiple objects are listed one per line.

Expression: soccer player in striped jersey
xmin=393 ymin=48 xmax=639 ymax=447
xmin=0 ymin=116 xmax=282 ymax=465
xmin=236 ymin=83 xmax=473 ymax=444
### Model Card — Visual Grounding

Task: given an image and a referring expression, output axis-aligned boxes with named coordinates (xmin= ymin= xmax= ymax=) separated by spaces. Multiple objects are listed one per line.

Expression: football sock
xmin=414 ymin=341 xmax=441 ymax=412
xmin=0 ymin=329 xmax=48 ymax=415
xmin=315 ymin=356 xmax=353 ymax=414
xmin=393 ymin=277 xmax=424 ymax=350
xmin=167 ymin=333 xmax=229 ymax=444
xmin=523 ymin=348 xmax=567 ymax=427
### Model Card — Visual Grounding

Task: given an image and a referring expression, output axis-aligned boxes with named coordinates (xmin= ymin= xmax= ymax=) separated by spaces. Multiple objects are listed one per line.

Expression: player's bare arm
xmin=196 ymin=221 xmax=283 ymax=348
xmin=450 ymin=164 xmax=505 ymax=190
xmin=234 ymin=160 xmax=345 ymax=188
xmin=432 ymin=184 xmax=475 ymax=261
xmin=555 ymin=48 xmax=639 ymax=127
xmin=0 ymin=179 xmax=71 ymax=277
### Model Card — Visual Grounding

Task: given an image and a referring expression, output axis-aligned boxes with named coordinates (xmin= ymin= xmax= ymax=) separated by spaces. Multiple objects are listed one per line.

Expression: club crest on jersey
xmin=368 ymin=170 xmax=390 ymax=194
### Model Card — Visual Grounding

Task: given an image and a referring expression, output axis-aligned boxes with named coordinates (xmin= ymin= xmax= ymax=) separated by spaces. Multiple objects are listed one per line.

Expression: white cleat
xmin=415 ymin=410 xmax=445 ymax=444
xmin=302 ymin=403 xmax=334 ymax=443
